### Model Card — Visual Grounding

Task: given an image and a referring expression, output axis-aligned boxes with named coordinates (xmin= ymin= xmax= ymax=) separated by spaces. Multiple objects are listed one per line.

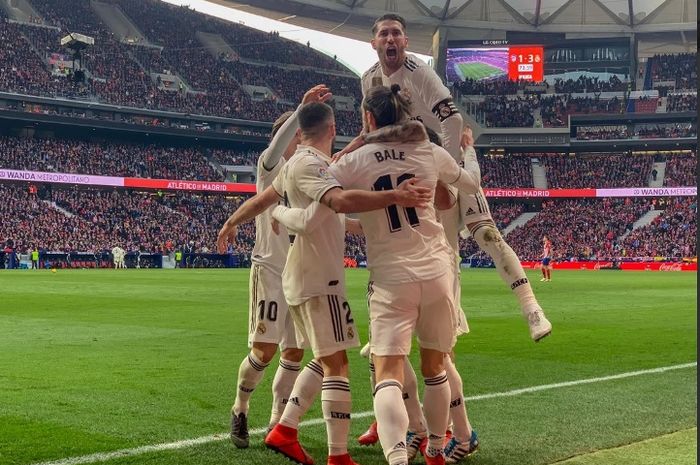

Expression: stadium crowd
xmin=505 ymin=198 xmax=653 ymax=261
xmin=622 ymin=197 xmax=697 ymax=259
xmin=2 ymin=182 xmax=696 ymax=264
xmin=478 ymin=153 xmax=533 ymax=188
xmin=0 ymin=0 xmax=363 ymax=134
xmin=543 ymin=153 xmax=653 ymax=189
xmin=478 ymin=95 xmax=537 ymax=127
xmin=0 ymin=135 xmax=224 ymax=181
xmin=553 ymin=75 xmax=627 ymax=93
xmin=664 ymin=153 xmax=697 ymax=187
xmin=666 ymin=93 xmax=697 ymax=112
xmin=648 ymin=53 xmax=698 ymax=91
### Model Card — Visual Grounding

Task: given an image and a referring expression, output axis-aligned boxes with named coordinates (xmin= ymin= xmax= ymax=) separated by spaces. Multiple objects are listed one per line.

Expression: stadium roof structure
xmin=214 ymin=0 xmax=697 ymax=53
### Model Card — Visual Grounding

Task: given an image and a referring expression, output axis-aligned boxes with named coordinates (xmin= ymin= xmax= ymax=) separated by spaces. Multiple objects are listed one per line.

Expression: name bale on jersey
xmin=374 ymin=149 xmax=406 ymax=163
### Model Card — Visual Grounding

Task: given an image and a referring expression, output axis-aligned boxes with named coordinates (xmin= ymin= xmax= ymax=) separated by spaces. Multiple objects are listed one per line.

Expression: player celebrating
xmin=217 ymin=85 xmax=332 ymax=449
xmin=541 ymin=236 xmax=552 ymax=282
xmin=275 ymin=86 xmax=482 ymax=465
xmin=360 ymin=12 xmax=551 ymax=342
xmin=219 ymin=101 xmax=432 ymax=465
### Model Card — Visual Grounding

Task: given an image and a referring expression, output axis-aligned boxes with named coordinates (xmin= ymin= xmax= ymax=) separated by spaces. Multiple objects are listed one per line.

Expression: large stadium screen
xmin=446 ymin=45 xmax=544 ymax=83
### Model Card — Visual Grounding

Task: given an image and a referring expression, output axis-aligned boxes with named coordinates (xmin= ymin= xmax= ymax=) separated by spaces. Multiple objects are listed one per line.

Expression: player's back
xmin=330 ymin=139 xmax=453 ymax=284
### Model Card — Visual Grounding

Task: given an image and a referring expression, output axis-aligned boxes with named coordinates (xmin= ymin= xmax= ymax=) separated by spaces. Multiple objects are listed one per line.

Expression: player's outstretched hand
xmin=216 ymin=223 xmax=237 ymax=253
xmin=396 ymin=177 xmax=432 ymax=208
xmin=332 ymin=132 xmax=366 ymax=163
xmin=302 ymin=84 xmax=333 ymax=105
xmin=460 ymin=125 xmax=474 ymax=150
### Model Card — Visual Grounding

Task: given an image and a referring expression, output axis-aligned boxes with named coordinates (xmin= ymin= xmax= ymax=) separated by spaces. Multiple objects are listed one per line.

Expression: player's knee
xmin=280 ymin=347 xmax=304 ymax=363
xmin=320 ymin=350 xmax=349 ymax=377
xmin=251 ymin=342 xmax=278 ymax=364
xmin=471 ymin=222 xmax=508 ymax=254
xmin=419 ymin=348 xmax=447 ymax=378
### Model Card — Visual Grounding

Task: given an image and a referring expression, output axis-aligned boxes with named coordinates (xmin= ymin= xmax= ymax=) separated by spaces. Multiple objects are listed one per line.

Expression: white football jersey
xmin=272 ymin=145 xmax=346 ymax=305
xmin=329 ymin=139 xmax=470 ymax=284
xmin=251 ymin=152 xmax=290 ymax=275
xmin=361 ymin=54 xmax=457 ymax=148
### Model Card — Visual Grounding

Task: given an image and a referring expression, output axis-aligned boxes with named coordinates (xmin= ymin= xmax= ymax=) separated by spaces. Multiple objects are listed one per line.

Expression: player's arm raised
xmin=216 ymin=186 xmax=281 ymax=253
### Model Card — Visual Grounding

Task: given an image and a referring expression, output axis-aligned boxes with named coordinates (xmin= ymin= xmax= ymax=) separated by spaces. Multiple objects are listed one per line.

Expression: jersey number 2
xmin=373 ymin=174 xmax=420 ymax=232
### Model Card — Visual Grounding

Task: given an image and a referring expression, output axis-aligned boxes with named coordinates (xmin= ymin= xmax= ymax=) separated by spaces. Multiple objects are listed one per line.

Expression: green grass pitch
xmin=456 ymin=62 xmax=506 ymax=81
xmin=0 ymin=268 xmax=696 ymax=465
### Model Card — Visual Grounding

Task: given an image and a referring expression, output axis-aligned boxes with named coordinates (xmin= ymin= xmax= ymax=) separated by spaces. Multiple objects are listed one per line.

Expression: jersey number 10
xmin=373 ymin=174 xmax=421 ymax=232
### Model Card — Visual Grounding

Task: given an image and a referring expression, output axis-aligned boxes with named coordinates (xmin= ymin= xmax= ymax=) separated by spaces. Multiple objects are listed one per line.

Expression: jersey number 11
xmin=373 ymin=173 xmax=421 ymax=232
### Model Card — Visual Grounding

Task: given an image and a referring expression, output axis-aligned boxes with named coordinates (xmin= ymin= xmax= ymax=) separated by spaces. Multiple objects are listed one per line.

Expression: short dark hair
xmin=271 ymin=111 xmax=294 ymax=140
xmin=362 ymin=84 xmax=412 ymax=129
xmin=371 ymin=14 xmax=406 ymax=35
xmin=298 ymin=102 xmax=334 ymax=139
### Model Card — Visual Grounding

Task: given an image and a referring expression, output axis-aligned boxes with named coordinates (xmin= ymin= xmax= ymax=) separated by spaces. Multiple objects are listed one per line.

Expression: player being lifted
xmin=359 ymin=12 xmax=552 ymax=342
xmin=217 ymin=85 xmax=332 ymax=449
xmin=340 ymin=13 xmax=551 ymax=463
xmin=219 ymin=100 xmax=432 ymax=465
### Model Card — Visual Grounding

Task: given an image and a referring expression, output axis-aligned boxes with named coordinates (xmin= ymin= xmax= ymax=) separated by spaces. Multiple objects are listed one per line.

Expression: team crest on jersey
xmin=399 ymin=88 xmax=412 ymax=104
xmin=257 ymin=322 xmax=266 ymax=334
xmin=347 ymin=326 xmax=354 ymax=339
xmin=371 ymin=77 xmax=383 ymax=88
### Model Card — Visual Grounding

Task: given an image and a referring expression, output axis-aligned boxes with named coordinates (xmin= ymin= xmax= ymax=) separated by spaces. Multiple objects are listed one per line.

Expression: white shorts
xmin=368 ymin=274 xmax=457 ymax=356
xmin=288 ymin=295 xmax=359 ymax=359
xmin=460 ymin=187 xmax=492 ymax=227
xmin=248 ymin=264 xmax=299 ymax=350
xmin=438 ymin=197 xmax=470 ymax=338
xmin=450 ymin=260 xmax=470 ymax=337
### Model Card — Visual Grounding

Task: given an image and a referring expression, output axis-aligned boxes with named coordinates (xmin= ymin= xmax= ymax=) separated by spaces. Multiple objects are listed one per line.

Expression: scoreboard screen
xmin=446 ymin=43 xmax=544 ymax=83
xmin=507 ymin=46 xmax=544 ymax=81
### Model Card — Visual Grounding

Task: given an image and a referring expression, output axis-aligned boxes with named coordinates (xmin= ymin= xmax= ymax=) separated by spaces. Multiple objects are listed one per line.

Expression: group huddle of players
xmin=216 ymin=14 xmax=552 ymax=465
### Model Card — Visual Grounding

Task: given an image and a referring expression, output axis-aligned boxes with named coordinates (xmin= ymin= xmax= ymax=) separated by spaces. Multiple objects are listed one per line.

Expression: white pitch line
xmin=30 ymin=362 xmax=696 ymax=465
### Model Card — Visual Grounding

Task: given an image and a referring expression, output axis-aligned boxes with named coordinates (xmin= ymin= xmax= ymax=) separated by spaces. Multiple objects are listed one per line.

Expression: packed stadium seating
xmin=0 ymin=0 xmax=362 ymax=134
xmin=622 ymin=197 xmax=697 ymax=259
xmin=504 ymin=198 xmax=654 ymax=261
xmin=479 ymin=153 xmax=533 ymax=188
xmin=553 ymin=75 xmax=627 ymax=93
xmin=647 ymin=53 xmax=697 ymax=91
xmin=542 ymin=153 xmax=653 ymax=189
xmin=664 ymin=153 xmax=697 ymax=187
xmin=0 ymin=135 xmax=225 ymax=181
xmin=667 ymin=93 xmax=697 ymax=112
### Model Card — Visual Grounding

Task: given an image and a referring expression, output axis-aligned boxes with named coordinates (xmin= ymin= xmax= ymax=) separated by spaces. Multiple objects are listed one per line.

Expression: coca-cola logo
xmin=659 ymin=263 xmax=683 ymax=272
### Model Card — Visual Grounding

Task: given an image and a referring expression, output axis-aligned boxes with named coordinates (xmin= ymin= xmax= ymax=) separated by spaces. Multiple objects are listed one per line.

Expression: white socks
xmin=279 ymin=359 xmax=323 ymax=429
xmin=471 ymin=222 xmax=540 ymax=317
xmin=322 ymin=376 xmax=352 ymax=456
xmin=269 ymin=358 xmax=301 ymax=427
xmin=444 ymin=357 xmax=472 ymax=442
xmin=233 ymin=352 xmax=268 ymax=415
xmin=423 ymin=371 xmax=450 ymax=457
xmin=375 ymin=380 xmax=409 ymax=465
xmin=402 ymin=356 xmax=426 ymax=433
